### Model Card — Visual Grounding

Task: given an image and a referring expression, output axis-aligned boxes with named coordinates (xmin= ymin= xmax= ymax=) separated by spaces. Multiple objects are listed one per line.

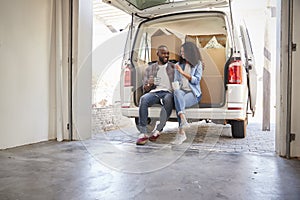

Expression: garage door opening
xmin=89 ymin=0 xmax=277 ymax=154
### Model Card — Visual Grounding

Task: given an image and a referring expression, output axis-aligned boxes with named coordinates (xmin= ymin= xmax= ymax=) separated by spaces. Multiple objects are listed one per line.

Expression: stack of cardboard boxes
xmin=186 ymin=35 xmax=226 ymax=106
xmin=151 ymin=29 xmax=182 ymax=61
xmin=199 ymin=48 xmax=226 ymax=106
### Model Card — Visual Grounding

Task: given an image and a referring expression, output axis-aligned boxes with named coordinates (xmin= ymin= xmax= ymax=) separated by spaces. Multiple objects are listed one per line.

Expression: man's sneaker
xmin=171 ymin=133 xmax=187 ymax=145
xmin=136 ymin=134 xmax=149 ymax=145
xmin=149 ymin=130 xmax=160 ymax=142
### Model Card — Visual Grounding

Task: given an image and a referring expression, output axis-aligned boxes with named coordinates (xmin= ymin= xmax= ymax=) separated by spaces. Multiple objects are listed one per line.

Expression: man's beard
xmin=159 ymin=57 xmax=168 ymax=64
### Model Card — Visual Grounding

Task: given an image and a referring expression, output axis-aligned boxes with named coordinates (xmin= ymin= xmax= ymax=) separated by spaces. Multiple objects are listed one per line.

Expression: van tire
xmin=135 ymin=117 xmax=157 ymax=133
xmin=229 ymin=120 xmax=247 ymax=138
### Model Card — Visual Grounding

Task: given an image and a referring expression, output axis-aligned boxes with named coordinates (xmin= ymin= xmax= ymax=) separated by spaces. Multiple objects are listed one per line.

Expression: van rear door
xmin=103 ymin=0 xmax=229 ymax=18
xmin=240 ymin=25 xmax=257 ymax=115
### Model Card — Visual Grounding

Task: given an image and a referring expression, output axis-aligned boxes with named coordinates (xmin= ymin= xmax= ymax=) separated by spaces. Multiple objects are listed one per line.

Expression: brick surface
xmin=92 ymin=113 xmax=276 ymax=154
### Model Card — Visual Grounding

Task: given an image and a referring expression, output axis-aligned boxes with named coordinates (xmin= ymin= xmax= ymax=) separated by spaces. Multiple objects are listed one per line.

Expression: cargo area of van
xmin=131 ymin=13 xmax=230 ymax=109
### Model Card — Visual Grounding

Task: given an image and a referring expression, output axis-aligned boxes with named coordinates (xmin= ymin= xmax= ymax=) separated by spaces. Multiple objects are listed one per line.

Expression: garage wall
xmin=276 ymin=0 xmax=300 ymax=158
xmin=0 ymin=0 xmax=53 ymax=149
xmin=72 ymin=0 xmax=93 ymax=140
xmin=290 ymin=0 xmax=300 ymax=157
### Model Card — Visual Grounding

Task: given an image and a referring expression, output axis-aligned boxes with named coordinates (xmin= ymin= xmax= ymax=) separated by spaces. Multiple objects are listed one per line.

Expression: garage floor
xmin=1 ymin=122 xmax=300 ymax=200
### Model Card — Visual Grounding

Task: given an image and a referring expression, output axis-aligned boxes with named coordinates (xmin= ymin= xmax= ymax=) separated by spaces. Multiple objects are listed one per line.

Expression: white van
xmin=105 ymin=0 xmax=257 ymax=138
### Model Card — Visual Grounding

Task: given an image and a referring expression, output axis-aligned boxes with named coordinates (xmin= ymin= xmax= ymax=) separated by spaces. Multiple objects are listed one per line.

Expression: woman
xmin=172 ymin=42 xmax=203 ymax=145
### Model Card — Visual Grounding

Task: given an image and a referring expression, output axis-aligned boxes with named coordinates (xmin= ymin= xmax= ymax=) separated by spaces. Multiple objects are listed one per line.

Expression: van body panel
xmin=121 ymin=107 xmax=246 ymax=121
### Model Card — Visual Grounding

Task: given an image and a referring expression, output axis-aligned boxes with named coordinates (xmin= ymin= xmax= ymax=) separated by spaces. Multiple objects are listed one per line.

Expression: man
xmin=136 ymin=45 xmax=175 ymax=145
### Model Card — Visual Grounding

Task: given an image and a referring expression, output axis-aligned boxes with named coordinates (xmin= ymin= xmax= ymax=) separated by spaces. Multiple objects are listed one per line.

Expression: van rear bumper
xmin=121 ymin=107 xmax=247 ymax=121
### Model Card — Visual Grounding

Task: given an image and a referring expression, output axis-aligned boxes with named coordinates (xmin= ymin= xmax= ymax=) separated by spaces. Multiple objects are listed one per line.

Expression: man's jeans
xmin=139 ymin=91 xmax=174 ymax=133
xmin=174 ymin=89 xmax=199 ymax=126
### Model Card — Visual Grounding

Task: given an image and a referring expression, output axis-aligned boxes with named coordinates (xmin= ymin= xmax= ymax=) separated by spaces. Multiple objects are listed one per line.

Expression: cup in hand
xmin=172 ymin=81 xmax=180 ymax=90
xmin=148 ymin=75 xmax=154 ymax=85
xmin=154 ymin=77 xmax=161 ymax=85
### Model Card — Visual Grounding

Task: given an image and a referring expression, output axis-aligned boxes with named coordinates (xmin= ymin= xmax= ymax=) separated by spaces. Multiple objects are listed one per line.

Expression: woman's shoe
xmin=171 ymin=133 xmax=187 ymax=145
xmin=180 ymin=121 xmax=190 ymax=128
xmin=180 ymin=114 xmax=190 ymax=128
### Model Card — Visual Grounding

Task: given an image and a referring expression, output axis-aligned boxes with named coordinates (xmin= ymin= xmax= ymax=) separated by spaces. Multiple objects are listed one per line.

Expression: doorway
xmin=90 ymin=0 xmax=277 ymax=149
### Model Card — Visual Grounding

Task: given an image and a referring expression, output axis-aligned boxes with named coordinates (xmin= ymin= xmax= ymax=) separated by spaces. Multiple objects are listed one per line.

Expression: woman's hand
xmin=175 ymin=64 xmax=191 ymax=81
xmin=175 ymin=64 xmax=184 ymax=74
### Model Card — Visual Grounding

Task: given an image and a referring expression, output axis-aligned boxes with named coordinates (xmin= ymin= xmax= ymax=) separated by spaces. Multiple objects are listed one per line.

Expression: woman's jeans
xmin=174 ymin=89 xmax=199 ymax=126
xmin=139 ymin=91 xmax=174 ymax=133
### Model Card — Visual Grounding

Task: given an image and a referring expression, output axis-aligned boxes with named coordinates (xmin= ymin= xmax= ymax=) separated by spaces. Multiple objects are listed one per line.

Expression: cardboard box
xmin=204 ymin=48 xmax=226 ymax=75
xmin=199 ymin=48 xmax=226 ymax=106
xmin=151 ymin=29 xmax=182 ymax=61
xmin=186 ymin=34 xmax=226 ymax=48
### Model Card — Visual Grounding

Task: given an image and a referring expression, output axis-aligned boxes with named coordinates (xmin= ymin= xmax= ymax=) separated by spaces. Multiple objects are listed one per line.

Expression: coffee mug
xmin=172 ymin=81 xmax=180 ymax=90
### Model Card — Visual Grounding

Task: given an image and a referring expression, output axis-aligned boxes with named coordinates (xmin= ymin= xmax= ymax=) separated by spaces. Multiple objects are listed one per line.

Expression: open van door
xmin=103 ymin=0 xmax=229 ymax=18
xmin=240 ymin=25 xmax=257 ymax=116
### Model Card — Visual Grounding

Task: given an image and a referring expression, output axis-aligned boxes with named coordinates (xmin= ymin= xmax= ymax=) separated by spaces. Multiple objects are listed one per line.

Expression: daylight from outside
xmin=92 ymin=0 xmax=276 ymax=126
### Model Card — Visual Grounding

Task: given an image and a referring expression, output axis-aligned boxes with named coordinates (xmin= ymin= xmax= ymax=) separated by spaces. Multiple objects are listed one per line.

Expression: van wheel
xmin=229 ymin=120 xmax=247 ymax=138
xmin=135 ymin=117 xmax=157 ymax=133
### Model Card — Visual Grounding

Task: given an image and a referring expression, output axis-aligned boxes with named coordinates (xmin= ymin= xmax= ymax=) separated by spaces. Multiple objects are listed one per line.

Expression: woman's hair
xmin=179 ymin=41 xmax=203 ymax=68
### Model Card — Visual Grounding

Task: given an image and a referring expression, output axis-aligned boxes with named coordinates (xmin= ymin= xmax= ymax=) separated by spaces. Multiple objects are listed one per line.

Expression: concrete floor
xmin=1 ymin=122 xmax=300 ymax=200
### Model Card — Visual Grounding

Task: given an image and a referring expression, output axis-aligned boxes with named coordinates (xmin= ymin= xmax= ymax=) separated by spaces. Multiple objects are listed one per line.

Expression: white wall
xmin=232 ymin=0 xmax=277 ymax=124
xmin=234 ymin=2 xmax=265 ymax=123
xmin=0 ymin=0 xmax=53 ymax=148
xmin=73 ymin=0 xmax=93 ymax=140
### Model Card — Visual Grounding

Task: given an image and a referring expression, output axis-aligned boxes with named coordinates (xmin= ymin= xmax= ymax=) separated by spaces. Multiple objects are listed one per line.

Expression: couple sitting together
xmin=137 ymin=42 xmax=204 ymax=145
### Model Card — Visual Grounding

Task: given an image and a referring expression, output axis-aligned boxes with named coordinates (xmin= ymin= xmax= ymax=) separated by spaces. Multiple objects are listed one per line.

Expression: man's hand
xmin=144 ymin=83 xmax=154 ymax=92
xmin=144 ymin=75 xmax=155 ymax=92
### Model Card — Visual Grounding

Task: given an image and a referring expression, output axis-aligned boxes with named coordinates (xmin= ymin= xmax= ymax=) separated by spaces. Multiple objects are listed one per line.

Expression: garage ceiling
xmin=93 ymin=0 xmax=131 ymax=32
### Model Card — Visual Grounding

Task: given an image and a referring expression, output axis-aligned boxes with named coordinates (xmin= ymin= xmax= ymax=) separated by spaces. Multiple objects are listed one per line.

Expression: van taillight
xmin=228 ymin=60 xmax=242 ymax=84
xmin=124 ymin=66 xmax=132 ymax=87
